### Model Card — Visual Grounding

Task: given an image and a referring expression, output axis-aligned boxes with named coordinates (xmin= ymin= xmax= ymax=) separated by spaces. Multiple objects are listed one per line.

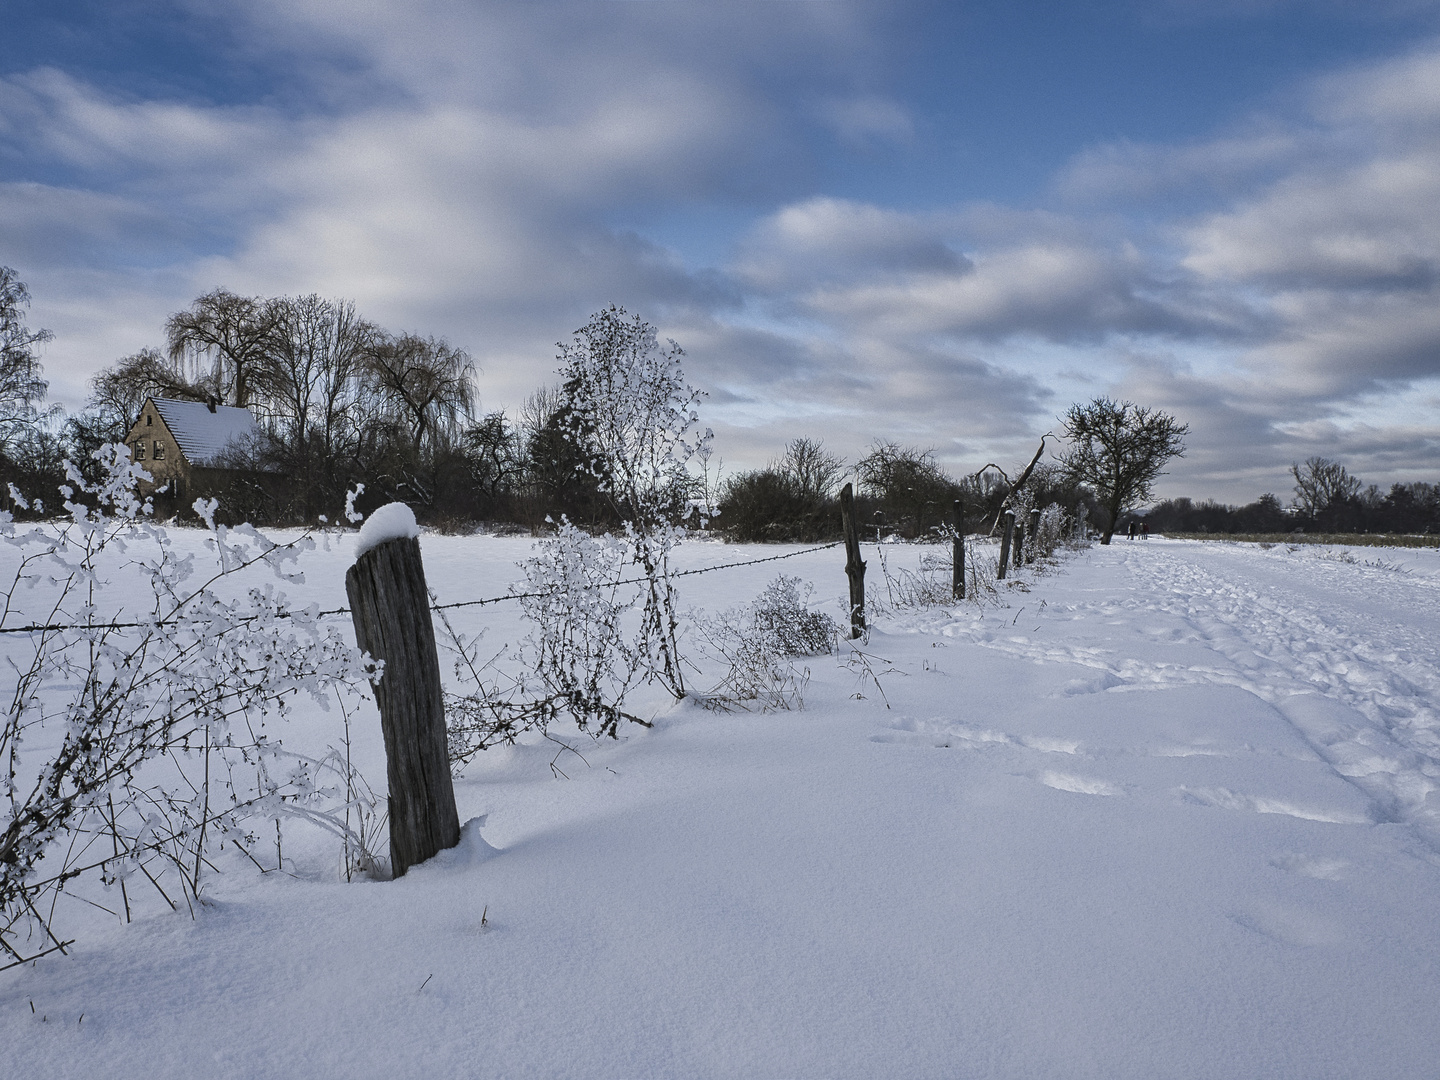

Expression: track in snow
xmin=927 ymin=539 xmax=1440 ymax=844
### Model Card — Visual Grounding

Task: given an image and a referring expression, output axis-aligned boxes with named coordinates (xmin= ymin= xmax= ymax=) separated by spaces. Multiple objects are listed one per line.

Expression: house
xmin=126 ymin=397 xmax=266 ymax=504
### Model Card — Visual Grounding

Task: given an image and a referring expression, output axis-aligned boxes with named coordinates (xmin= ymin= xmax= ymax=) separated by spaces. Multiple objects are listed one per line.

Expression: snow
xmin=353 ymin=501 xmax=420 ymax=559
xmin=149 ymin=398 xmax=260 ymax=466
xmin=5 ymin=533 xmax=1440 ymax=1078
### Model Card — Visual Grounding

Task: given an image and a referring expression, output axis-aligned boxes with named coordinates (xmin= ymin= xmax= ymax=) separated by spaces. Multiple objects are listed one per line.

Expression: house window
xmin=153 ymin=440 xmax=165 ymax=460
xmin=134 ymin=440 xmax=146 ymax=461
xmin=145 ymin=414 xmax=152 ymax=427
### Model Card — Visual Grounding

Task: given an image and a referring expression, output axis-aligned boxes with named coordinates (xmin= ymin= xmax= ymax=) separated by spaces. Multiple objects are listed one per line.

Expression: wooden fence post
xmin=1013 ymin=519 xmax=1025 ymax=568
xmin=952 ymin=499 xmax=965 ymax=600
xmin=346 ymin=535 xmax=461 ymax=878
xmin=997 ymin=510 xmax=1014 ymax=580
xmin=1028 ymin=508 xmax=1042 ymax=562
xmin=840 ymin=482 xmax=866 ymax=639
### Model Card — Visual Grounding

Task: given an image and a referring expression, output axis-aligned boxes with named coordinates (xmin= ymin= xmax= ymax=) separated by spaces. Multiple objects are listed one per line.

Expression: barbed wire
xmin=0 ymin=540 xmax=845 ymax=635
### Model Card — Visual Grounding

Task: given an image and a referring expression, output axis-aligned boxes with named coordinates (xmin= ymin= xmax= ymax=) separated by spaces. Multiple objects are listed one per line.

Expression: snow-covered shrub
xmin=1033 ymin=504 xmax=1060 ymax=558
xmin=873 ymin=546 xmax=960 ymax=610
xmin=440 ymin=520 xmax=647 ymax=760
xmin=514 ymin=520 xmax=646 ymax=739
xmin=869 ymin=541 xmax=1004 ymax=613
xmin=441 ymin=519 xmax=664 ymax=761
xmin=694 ymin=576 xmax=834 ymax=711
xmin=1026 ymin=503 xmax=1071 ymax=563
xmin=751 ymin=576 xmax=837 ymax=657
xmin=0 ymin=447 xmax=377 ymax=968
xmin=962 ymin=544 xmax=1003 ymax=604
xmin=555 ymin=307 xmax=711 ymax=702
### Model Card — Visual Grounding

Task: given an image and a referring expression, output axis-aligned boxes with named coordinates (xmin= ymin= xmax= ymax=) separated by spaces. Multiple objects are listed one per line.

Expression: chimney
xmin=207 ymin=396 xmax=217 ymax=413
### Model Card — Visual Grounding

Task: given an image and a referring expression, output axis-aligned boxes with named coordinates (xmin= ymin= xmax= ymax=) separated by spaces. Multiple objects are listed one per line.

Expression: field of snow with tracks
xmin=5 ymin=529 xmax=1439 ymax=1079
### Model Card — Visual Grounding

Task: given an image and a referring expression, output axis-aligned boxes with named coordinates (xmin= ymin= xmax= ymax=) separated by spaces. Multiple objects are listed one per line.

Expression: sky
xmin=3 ymin=0 xmax=1440 ymax=504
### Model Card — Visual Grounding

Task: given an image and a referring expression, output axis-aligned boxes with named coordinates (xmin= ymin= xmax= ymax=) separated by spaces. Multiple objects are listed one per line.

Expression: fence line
xmin=0 ymin=540 xmax=845 ymax=636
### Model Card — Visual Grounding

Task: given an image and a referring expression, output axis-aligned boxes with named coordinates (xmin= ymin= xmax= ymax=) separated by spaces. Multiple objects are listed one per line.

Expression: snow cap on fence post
xmin=354 ymin=501 xmax=420 ymax=560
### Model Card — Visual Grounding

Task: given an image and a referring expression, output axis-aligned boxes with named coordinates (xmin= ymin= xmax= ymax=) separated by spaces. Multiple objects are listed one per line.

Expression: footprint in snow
xmin=1177 ymin=786 xmax=1373 ymax=825
xmin=1039 ymin=770 xmax=1123 ymax=796
xmin=1058 ymin=672 xmax=1125 ymax=696
xmin=1270 ymin=852 xmax=1350 ymax=880
xmin=1230 ymin=901 xmax=1345 ymax=947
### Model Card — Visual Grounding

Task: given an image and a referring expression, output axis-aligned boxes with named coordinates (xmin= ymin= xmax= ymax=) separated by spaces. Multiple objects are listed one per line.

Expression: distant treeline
xmin=1139 ymin=458 xmax=1439 ymax=536
xmin=5 ymin=279 xmax=1432 ymax=540
xmin=716 ymin=438 xmax=1101 ymax=542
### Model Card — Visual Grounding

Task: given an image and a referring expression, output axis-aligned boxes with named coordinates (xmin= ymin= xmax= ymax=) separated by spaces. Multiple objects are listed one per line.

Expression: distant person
xmin=1127 ymin=520 xmax=1137 ymax=540
xmin=1141 ymin=519 xmax=1149 ymax=540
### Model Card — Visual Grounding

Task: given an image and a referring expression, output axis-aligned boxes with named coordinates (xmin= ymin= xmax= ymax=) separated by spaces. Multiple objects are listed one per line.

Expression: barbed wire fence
xmin=0 ymin=540 xmax=846 ymax=636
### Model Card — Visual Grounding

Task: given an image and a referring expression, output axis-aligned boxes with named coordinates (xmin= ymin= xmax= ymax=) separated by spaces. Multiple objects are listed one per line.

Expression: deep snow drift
xmin=5 ymin=532 xmax=1440 ymax=1079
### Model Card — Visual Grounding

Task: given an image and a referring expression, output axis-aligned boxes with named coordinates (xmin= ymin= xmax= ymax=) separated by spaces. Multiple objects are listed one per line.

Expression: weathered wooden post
xmin=1028 ymin=507 xmax=1042 ymax=563
xmin=346 ymin=527 xmax=461 ymax=878
xmin=952 ymin=499 xmax=965 ymax=600
xmin=840 ymin=482 xmax=866 ymax=639
xmin=997 ymin=510 xmax=1014 ymax=580
xmin=1013 ymin=519 xmax=1025 ymax=568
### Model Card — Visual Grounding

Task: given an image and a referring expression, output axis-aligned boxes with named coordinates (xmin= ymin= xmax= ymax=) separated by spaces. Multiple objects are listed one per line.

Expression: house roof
xmin=149 ymin=398 xmax=261 ymax=466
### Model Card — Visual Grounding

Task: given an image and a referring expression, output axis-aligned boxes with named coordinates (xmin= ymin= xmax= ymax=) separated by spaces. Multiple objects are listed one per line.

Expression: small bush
xmin=694 ymin=576 xmax=836 ymax=710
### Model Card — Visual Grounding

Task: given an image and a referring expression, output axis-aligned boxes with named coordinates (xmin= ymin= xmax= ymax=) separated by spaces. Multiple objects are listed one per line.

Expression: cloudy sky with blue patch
xmin=4 ymin=0 xmax=1439 ymax=502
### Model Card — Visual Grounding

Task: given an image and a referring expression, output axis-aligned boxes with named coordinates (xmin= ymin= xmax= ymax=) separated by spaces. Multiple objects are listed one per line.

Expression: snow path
xmin=922 ymin=539 xmax=1440 ymax=844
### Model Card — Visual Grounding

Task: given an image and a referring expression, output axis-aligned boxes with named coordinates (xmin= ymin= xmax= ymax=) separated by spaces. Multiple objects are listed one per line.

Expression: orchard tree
xmin=1059 ymin=397 xmax=1188 ymax=544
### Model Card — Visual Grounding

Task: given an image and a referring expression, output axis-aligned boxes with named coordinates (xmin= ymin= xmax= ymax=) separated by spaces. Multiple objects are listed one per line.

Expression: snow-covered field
xmin=5 ymin=530 xmax=1440 ymax=1079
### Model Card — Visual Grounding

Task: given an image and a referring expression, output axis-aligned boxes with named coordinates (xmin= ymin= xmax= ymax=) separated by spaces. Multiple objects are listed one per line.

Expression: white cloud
xmin=735 ymin=197 xmax=967 ymax=291
xmin=6 ymin=6 xmax=1440 ymax=500
xmin=812 ymin=96 xmax=914 ymax=148
xmin=1313 ymin=44 xmax=1440 ymax=126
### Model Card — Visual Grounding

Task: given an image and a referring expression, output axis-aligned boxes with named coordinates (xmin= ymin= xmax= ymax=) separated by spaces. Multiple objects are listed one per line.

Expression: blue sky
xmin=4 ymin=0 xmax=1440 ymax=503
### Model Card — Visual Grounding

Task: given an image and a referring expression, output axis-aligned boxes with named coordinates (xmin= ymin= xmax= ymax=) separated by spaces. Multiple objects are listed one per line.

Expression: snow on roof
xmin=150 ymin=397 xmax=261 ymax=466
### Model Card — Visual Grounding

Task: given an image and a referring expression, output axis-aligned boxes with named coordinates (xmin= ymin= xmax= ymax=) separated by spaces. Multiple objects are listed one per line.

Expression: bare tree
xmin=88 ymin=348 xmax=204 ymax=425
xmin=463 ymin=411 xmax=525 ymax=511
xmin=1290 ymin=457 xmax=1362 ymax=519
xmin=0 ymin=266 xmax=54 ymax=451
xmin=777 ymin=437 xmax=844 ymax=500
xmin=518 ymin=385 xmax=563 ymax=445
xmin=365 ymin=333 xmax=475 ymax=454
xmin=261 ymin=295 xmax=379 ymax=460
xmin=1058 ymin=397 xmax=1188 ymax=544
xmin=856 ymin=441 xmax=958 ymax=537
xmin=165 ymin=288 xmax=278 ymax=407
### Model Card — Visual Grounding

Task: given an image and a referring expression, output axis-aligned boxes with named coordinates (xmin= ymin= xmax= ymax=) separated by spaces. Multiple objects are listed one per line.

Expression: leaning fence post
xmin=952 ymin=499 xmax=965 ymax=600
xmin=840 ymin=482 xmax=866 ymax=638
xmin=997 ymin=510 xmax=1015 ymax=580
xmin=1028 ymin=508 xmax=1042 ymax=563
xmin=346 ymin=529 xmax=460 ymax=878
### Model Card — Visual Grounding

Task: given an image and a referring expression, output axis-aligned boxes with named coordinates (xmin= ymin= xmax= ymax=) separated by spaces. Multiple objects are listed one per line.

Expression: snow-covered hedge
xmin=0 ymin=448 xmax=378 ymax=968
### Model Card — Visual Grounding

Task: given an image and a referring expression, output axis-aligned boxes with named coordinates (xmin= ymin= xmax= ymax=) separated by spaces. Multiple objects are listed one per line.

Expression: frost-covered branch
xmin=1 ymin=446 xmax=379 ymax=967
